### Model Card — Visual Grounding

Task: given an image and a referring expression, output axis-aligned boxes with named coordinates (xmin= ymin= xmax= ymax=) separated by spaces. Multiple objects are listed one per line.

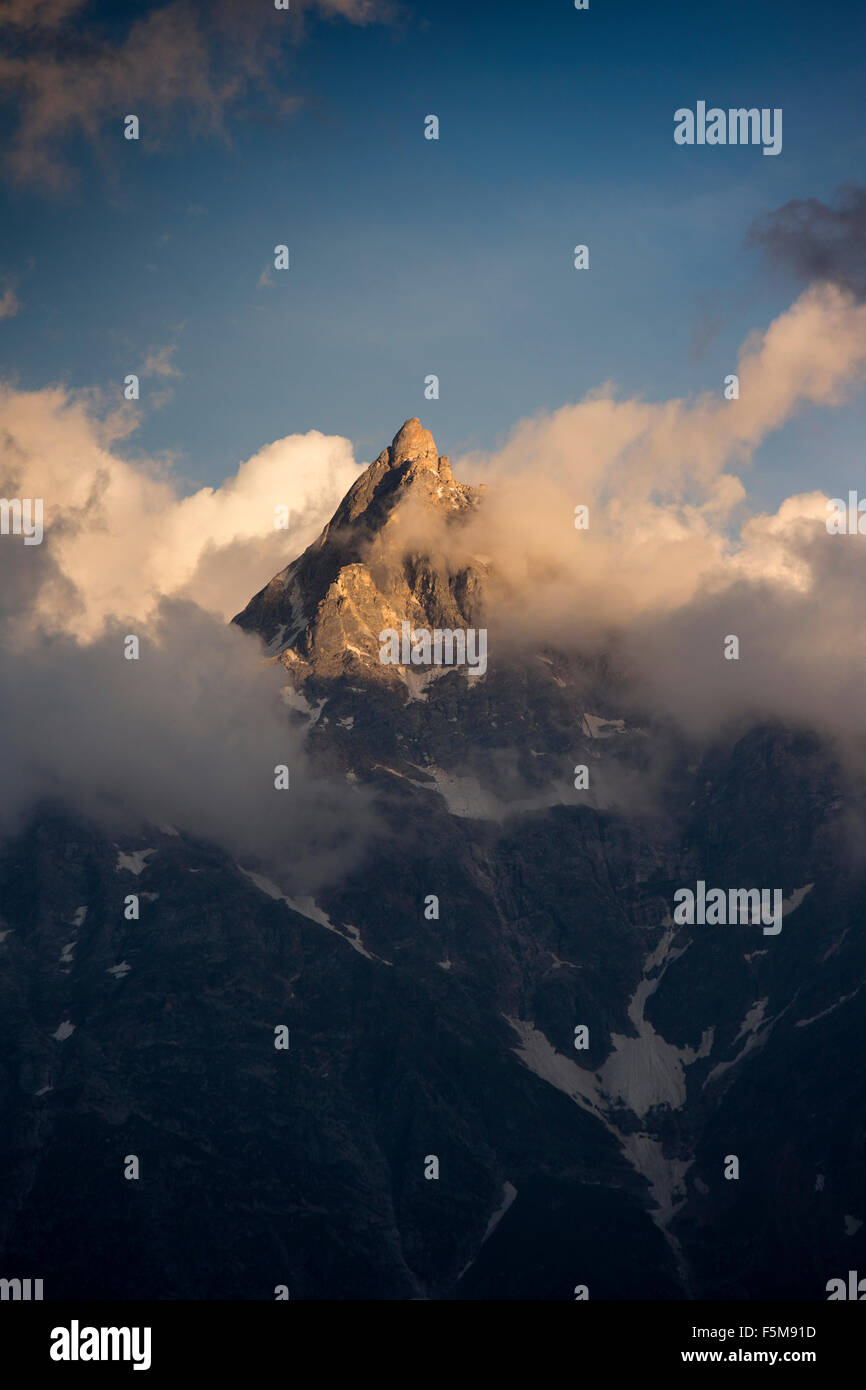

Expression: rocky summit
xmin=233 ymin=418 xmax=486 ymax=690
xmin=1 ymin=421 xmax=864 ymax=1300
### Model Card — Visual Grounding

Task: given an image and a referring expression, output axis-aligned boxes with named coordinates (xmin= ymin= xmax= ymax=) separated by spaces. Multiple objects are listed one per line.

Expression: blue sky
xmin=1 ymin=0 xmax=865 ymax=510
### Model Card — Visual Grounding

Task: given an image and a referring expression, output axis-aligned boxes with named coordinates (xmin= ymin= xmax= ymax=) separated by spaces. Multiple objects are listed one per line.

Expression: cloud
xmin=3 ymin=283 xmax=866 ymax=880
xmin=0 ymin=591 xmax=375 ymax=891
xmin=0 ymin=0 xmax=85 ymax=29
xmin=0 ymin=398 xmax=374 ymax=888
xmin=0 ymin=383 xmax=363 ymax=636
xmin=313 ymin=0 xmax=395 ymax=19
xmin=413 ymin=283 xmax=866 ymax=624
xmin=140 ymin=344 xmax=182 ymax=378
xmin=407 ymin=284 xmax=866 ymax=752
xmin=6 ymin=283 xmax=857 ymax=763
xmin=0 ymin=0 xmax=396 ymax=189
xmin=0 ymin=283 xmax=20 ymax=318
xmin=748 ymin=183 xmax=866 ymax=300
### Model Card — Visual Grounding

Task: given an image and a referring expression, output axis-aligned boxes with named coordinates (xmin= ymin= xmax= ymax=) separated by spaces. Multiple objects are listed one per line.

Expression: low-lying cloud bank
xmin=0 ymin=404 xmax=369 ymax=886
xmin=0 ymin=597 xmax=371 ymax=887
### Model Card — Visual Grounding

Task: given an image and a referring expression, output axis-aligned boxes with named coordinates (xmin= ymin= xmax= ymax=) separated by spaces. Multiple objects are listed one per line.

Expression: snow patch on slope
xmin=281 ymin=686 xmax=326 ymax=724
xmin=503 ymin=920 xmax=721 ymax=1283
xmin=783 ymin=883 xmax=814 ymax=915
xmin=115 ymin=849 xmax=155 ymax=875
xmin=594 ymin=921 xmax=711 ymax=1120
xmin=419 ymin=765 xmax=573 ymax=822
xmin=237 ymin=867 xmax=389 ymax=964
xmin=456 ymin=1180 xmax=520 ymax=1283
xmin=794 ymin=987 xmax=861 ymax=1028
xmin=402 ymin=666 xmax=452 ymax=702
xmin=505 ymin=1016 xmax=692 ymax=1252
xmin=425 ymin=769 xmax=493 ymax=819
xmin=483 ymin=1182 xmax=518 ymax=1243
xmin=734 ymin=998 xmax=768 ymax=1044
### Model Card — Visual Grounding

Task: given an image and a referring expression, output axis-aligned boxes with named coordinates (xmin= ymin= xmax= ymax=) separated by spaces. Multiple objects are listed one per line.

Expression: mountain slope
xmin=1 ymin=420 xmax=864 ymax=1299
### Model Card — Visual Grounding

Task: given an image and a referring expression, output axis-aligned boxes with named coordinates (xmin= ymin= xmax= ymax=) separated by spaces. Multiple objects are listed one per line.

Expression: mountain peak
xmin=233 ymin=419 xmax=486 ymax=683
xmin=389 ymin=417 xmax=438 ymax=468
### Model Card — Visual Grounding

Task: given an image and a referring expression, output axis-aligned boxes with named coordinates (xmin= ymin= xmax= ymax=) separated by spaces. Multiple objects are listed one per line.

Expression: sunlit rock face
xmin=233 ymin=419 xmax=485 ymax=688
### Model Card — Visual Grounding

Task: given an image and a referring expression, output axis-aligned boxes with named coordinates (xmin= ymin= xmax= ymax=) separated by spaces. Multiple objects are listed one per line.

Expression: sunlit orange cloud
xmin=444 ymin=284 xmax=866 ymax=636
xmin=0 ymin=383 xmax=361 ymax=637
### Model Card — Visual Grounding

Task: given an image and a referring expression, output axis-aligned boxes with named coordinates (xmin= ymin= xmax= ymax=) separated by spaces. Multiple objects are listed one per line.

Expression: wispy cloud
xmin=0 ymin=0 xmax=397 ymax=189
xmin=0 ymin=282 xmax=20 ymax=319
xmin=749 ymin=183 xmax=866 ymax=301
xmin=140 ymin=344 xmax=182 ymax=378
xmin=0 ymin=0 xmax=86 ymax=29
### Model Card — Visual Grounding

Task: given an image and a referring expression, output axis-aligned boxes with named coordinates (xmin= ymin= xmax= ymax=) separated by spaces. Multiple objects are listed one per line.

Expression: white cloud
xmin=0 ymin=383 xmax=363 ymax=636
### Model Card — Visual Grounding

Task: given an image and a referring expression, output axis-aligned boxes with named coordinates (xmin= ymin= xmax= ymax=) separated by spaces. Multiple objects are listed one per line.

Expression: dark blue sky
xmin=1 ymin=0 xmax=865 ymax=506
